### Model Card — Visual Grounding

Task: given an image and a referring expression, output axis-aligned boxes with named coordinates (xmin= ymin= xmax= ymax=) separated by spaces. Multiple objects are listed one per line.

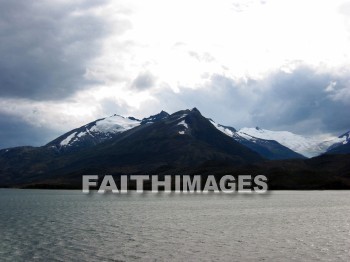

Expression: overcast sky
xmin=1 ymin=0 xmax=350 ymax=148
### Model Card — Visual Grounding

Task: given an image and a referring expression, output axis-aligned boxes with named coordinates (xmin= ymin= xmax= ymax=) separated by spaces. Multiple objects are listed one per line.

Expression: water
xmin=0 ymin=190 xmax=349 ymax=261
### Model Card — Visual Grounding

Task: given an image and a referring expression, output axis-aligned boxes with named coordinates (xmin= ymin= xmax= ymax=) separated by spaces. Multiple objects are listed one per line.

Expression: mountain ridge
xmin=1 ymin=109 xmax=347 ymax=158
xmin=1 ymin=108 xmax=349 ymax=189
xmin=0 ymin=108 xmax=262 ymax=186
xmin=237 ymin=127 xmax=348 ymax=157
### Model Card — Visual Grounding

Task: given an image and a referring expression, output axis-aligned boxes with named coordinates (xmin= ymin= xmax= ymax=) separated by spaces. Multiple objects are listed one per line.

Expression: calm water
xmin=0 ymin=190 xmax=349 ymax=261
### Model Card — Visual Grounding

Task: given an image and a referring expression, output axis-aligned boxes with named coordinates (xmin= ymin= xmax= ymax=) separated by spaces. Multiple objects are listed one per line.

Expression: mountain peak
xmin=128 ymin=116 xmax=141 ymax=121
xmin=339 ymin=130 xmax=350 ymax=139
xmin=159 ymin=110 xmax=170 ymax=117
xmin=140 ymin=110 xmax=169 ymax=124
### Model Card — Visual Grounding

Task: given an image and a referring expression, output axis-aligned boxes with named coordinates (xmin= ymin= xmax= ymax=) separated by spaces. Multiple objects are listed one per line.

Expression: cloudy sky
xmin=1 ymin=0 xmax=350 ymax=148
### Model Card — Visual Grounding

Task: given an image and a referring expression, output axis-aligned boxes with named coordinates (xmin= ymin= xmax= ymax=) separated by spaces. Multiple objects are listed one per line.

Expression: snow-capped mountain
xmin=326 ymin=131 xmax=350 ymax=154
xmin=327 ymin=131 xmax=350 ymax=150
xmin=2 ymin=107 xmax=350 ymax=189
xmin=48 ymin=107 xmax=264 ymax=163
xmin=42 ymin=109 xmax=349 ymax=158
xmin=209 ymin=120 xmax=305 ymax=159
xmin=237 ymin=127 xmax=347 ymax=158
xmin=46 ymin=111 xmax=169 ymax=151
xmin=46 ymin=114 xmax=141 ymax=150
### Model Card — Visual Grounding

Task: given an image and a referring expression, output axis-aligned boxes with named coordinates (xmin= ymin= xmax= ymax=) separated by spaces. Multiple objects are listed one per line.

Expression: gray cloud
xmin=0 ymin=0 xmax=130 ymax=101
xmin=248 ymin=67 xmax=346 ymax=133
xmin=188 ymin=51 xmax=215 ymax=63
xmin=99 ymin=98 xmax=132 ymax=116
xmin=1 ymin=65 xmax=350 ymax=149
xmin=1 ymin=1 xmax=349 ymax=149
xmin=147 ymin=66 xmax=350 ymax=136
xmin=0 ymin=112 xmax=60 ymax=149
xmin=131 ymin=72 xmax=156 ymax=90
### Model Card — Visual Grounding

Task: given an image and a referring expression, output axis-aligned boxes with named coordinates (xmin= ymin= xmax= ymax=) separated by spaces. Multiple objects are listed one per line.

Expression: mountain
xmin=209 ymin=120 xmax=305 ymax=160
xmin=217 ymin=154 xmax=350 ymax=190
xmin=45 ymin=110 xmax=305 ymax=160
xmin=46 ymin=109 xmax=304 ymax=160
xmin=1 ymin=108 xmax=350 ymax=189
xmin=140 ymin=110 xmax=169 ymax=124
xmin=237 ymin=127 xmax=342 ymax=158
xmin=0 ymin=108 xmax=263 ymax=187
xmin=46 ymin=114 xmax=141 ymax=152
xmin=326 ymin=131 xmax=350 ymax=154
xmin=45 ymin=111 xmax=169 ymax=152
xmin=86 ymin=107 xmax=263 ymax=167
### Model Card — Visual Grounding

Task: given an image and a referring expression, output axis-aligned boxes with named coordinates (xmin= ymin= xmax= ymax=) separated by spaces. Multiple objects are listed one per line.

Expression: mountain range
xmin=0 ymin=108 xmax=349 ymax=189
xmin=44 ymin=108 xmax=348 ymax=158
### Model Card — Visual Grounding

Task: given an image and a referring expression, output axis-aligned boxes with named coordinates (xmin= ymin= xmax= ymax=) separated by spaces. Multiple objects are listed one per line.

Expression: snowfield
xmin=238 ymin=128 xmax=346 ymax=157
xmin=90 ymin=115 xmax=140 ymax=134
xmin=60 ymin=115 xmax=140 ymax=147
xmin=209 ymin=120 xmax=235 ymax=137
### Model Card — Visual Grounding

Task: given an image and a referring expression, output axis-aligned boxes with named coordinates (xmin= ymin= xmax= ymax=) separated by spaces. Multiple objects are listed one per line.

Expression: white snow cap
xmin=238 ymin=127 xmax=345 ymax=158
xmin=209 ymin=120 xmax=235 ymax=137
xmin=60 ymin=115 xmax=140 ymax=147
xmin=90 ymin=115 xmax=140 ymax=134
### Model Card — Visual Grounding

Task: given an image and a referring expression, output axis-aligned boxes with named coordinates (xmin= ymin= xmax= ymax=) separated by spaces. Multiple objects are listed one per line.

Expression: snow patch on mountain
xmin=90 ymin=115 xmax=140 ymax=134
xmin=238 ymin=127 xmax=344 ymax=157
xmin=209 ymin=120 xmax=235 ymax=137
xmin=77 ymin=132 xmax=86 ymax=138
xmin=326 ymin=131 xmax=350 ymax=151
xmin=58 ymin=115 xmax=141 ymax=148
xmin=176 ymin=114 xmax=188 ymax=121
xmin=60 ymin=132 xmax=77 ymax=146
xmin=177 ymin=120 xmax=188 ymax=129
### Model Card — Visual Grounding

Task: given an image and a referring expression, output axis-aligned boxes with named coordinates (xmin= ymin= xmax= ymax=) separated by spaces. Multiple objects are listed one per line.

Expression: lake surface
xmin=0 ymin=189 xmax=349 ymax=261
